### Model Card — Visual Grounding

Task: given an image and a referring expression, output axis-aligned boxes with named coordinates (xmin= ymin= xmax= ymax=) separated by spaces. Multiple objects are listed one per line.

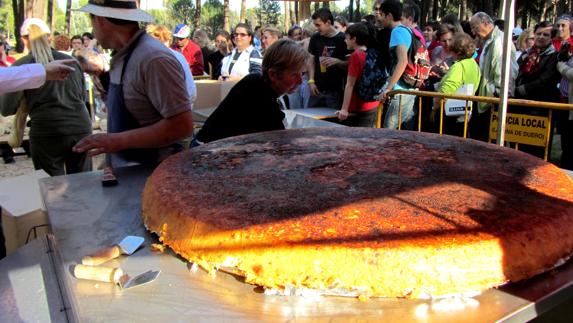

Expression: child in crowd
xmin=336 ymin=22 xmax=379 ymax=127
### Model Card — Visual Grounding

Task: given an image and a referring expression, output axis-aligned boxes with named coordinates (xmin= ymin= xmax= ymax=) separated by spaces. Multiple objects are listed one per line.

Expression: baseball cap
xmin=512 ymin=27 xmax=523 ymax=37
xmin=173 ymin=24 xmax=190 ymax=38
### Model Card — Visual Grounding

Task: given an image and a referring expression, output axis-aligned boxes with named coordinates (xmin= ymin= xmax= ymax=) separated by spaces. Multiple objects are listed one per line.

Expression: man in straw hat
xmin=72 ymin=0 xmax=194 ymax=169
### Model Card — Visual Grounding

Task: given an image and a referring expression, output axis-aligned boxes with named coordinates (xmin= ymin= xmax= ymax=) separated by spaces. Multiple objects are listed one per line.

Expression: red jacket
xmin=173 ymin=40 xmax=204 ymax=76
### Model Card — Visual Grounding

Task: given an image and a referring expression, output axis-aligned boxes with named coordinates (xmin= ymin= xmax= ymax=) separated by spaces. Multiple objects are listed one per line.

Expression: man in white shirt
xmin=0 ymin=60 xmax=76 ymax=95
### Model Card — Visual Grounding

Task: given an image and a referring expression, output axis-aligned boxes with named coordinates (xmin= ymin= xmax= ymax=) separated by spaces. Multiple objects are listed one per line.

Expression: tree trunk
xmin=240 ymin=0 xmax=246 ymax=23
xmin=46 ymin=0 xmax=53 ymax=31
xmin=284 ymin=1 xmax=289 ymax=32
xmin=194 ymin=0 xmax=201 ymax=30
xmin=13 ymin=0 xmax=25 ymax=52
xmin=483 ymin=0 xmax=494 ymax=17
xmin=223 ymin=0 xmax=230 ymax=32
xmin=420 ymin=0 xmax=429 ymax=25
xmin=519 ymin=3 xmax=528 ymax=29
xmin=348 ymin=0 xmax=354 ymax=22
xmin=258 ymin=0 xmax=263 ymax=26
xmin=355 ymin=0 xmax=361 ymax=21
xmin=432 ymin=0 xmax=439 ymax=20
xmin=541 ymin=1 xmax=550 ymax=21
xmin=65 ymin=0 xmax=72 ymax=35
xmin=294 ymin=0 xmax=299 ymax=24
xmin=460 ymin=0 xmax=467 ymax=21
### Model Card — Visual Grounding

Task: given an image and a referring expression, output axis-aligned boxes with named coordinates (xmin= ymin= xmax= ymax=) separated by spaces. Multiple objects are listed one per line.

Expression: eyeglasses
xmin=234 ymin=32 xmax=249 ymax=38
xmin=535 ymin=32 xmax=552 ymax=37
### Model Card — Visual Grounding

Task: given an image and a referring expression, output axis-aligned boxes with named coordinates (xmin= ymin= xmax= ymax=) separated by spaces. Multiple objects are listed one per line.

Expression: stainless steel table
xmin=36 ymin=166 xmax=573 ymax=322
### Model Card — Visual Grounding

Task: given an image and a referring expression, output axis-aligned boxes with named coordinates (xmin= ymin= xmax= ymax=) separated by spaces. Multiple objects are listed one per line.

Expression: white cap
xmin=512 ymin=27 xmax=523 ymax=37
xmin=173 ymin=24 xmax=190 ymax=38
xmin=20 ymin=18 xmax=51 ymax=36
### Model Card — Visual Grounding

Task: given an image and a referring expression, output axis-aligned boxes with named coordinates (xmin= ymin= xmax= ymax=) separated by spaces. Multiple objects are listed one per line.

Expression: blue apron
xmin=106 ymin=32 xmax=168 ymax=167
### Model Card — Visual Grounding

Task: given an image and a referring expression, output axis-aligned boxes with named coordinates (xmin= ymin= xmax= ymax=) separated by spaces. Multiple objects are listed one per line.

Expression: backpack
xmin=356 ymin=48 xmax=388 ymax=101
xmin=400 ymin=26 xmax=431 ymax=88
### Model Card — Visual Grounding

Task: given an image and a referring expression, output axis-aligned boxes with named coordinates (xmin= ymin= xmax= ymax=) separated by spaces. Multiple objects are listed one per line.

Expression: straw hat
xmin=20 ymin=18 xmax=51 ymax=36
xmin=77 ymin=0 xmax=155 ymax=23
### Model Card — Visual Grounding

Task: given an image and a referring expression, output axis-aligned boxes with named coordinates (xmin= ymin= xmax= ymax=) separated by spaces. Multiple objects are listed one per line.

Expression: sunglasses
xmin=373 ymin=6 xmax=382 ymax=12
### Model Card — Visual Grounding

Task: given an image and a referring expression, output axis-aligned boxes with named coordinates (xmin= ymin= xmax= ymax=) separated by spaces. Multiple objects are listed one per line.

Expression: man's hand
xmin=309 ymin=82 xmax=320 ymax=96
xmin=73 ymin=133 xmax=124 ymax=157
xmin=44 ymin=59 xmax=76 ymax=81
xmin=379 ymin=89 xmax=390 ymax=103
xmin=320 ymin=57 xmax=343 ymax=68
xmin=336 ymin=109 xmax=349 ymax=121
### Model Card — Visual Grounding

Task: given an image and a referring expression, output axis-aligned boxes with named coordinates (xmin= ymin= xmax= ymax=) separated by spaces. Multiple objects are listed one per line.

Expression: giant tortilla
xmin=142 ymin=128 xmax=573 ymax=298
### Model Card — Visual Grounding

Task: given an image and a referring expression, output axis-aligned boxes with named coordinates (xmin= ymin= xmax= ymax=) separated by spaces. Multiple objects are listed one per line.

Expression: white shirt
xmin=220 ymin=45 xmax=262 ymax=78
xmin=170 ymin=49 xmax=197 ymax=109
xmin=0 ymin=64 xmax=45 ymax=95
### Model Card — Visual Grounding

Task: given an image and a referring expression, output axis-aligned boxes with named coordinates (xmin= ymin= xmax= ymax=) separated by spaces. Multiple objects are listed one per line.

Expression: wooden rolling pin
xmin=74 ymin=264 xmax=124 ymax=283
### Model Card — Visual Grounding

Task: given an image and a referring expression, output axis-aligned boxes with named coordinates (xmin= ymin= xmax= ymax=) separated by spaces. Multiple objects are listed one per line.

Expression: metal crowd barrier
xmin=380 ymin=89 xmax=573 ymax=161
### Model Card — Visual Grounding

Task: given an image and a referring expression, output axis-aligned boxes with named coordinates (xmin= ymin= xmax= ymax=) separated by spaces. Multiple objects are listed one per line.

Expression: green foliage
xmin=0 ymin=1 xmax=14 ymax=35
xmin=170 ymin=0 xmax=195 ymax=25
xmin=200 ymin=0 xmax=224 ymax=36
xmin=149 ymin=9 xmax=172 ymax=28
xmin=256 ymin=0 xmax=281 ymax=26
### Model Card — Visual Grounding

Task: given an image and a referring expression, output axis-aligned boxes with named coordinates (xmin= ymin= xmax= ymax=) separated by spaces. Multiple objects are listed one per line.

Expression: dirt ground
xmin=0 ymin=150 xmax=104 ymax=180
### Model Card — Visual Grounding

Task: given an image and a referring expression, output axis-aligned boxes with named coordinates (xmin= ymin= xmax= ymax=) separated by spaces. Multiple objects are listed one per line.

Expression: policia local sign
xmin=489 ymin=111 xmax=550 ymax=147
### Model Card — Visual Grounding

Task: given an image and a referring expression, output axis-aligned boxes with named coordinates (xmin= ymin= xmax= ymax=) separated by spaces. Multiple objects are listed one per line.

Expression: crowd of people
xmin=0 ymin=0 xmax=572 ymax=176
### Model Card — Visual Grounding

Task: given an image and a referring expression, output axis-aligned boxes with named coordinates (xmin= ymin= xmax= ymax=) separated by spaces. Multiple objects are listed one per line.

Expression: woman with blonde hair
xmin=261 ymin=26 xmax=282 ymax=51
xmin=0 ymin=18 xmax=92 ymax=176
xmin=515 ymin=28 xmax=534 ymax=59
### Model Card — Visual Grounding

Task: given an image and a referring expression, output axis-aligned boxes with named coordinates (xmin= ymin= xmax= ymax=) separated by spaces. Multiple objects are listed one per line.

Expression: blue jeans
xmin=383 ymin=93 xmax=416 ymax=130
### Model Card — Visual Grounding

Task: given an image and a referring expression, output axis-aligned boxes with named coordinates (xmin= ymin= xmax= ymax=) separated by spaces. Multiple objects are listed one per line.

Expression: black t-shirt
xmin=195 ymin=74 xmax=285 ymax=143
xmin=308 ymin=32 xmax=349 ymax=92
xmin=207 ymin=51 xmax=225 ymax=80
xmin=375 ymin=27 xmax=392 ymax=73
xmin=201 ymin=46 xmax=215 ymax=75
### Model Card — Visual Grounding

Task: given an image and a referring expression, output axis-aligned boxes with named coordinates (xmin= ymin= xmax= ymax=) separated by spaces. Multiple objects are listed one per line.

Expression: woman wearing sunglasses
xmin=219 ymin=23 xmax=262 ymax=82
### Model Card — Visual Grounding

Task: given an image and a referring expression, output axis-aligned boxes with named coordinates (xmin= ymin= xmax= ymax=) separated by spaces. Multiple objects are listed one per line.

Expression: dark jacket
xmin=515 ymin=46 xmax=561 ymax=103
xmin=195 ymin=74 xmax=285 ymax=143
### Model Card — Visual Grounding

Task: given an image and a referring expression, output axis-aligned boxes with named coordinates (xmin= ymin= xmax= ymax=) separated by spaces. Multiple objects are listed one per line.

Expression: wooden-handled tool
xmin=74 ymin=264 xmax=161 ymax=290
xmin=82 ymin=236 xmax=144 ymax=266
xmin=74 ymin=264 xmax=124 ymax=283
xmin=82 ymin=245 xmax=122 ymax=266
